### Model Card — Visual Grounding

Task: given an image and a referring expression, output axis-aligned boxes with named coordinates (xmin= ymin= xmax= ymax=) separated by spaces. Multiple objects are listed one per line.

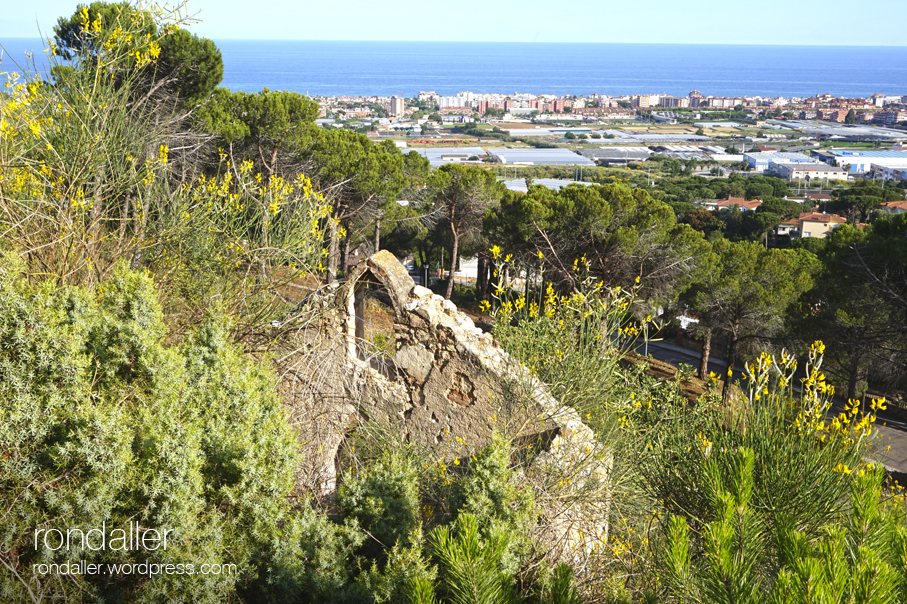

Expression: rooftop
xmin=799 ymin=212 xmax=846 ymax=223
xmin=717 ymin=197 xmax=762 ymax=211
xmin=577 ymin=147 xmax=651 ymax=160
xmin=772 ymin=163 xmax=847 ymax=172
xmin=827 ymin=149 xmax=907 ymax=158
xmin=502 ymin=179 xmax=594 ymax=193
xmin=411 ymin=147 xmax=487 ymax=167
xmin=744 ymin=152 xmax=814 ymax=161
xmin=487 ymin=148 xmax=595 ymax=166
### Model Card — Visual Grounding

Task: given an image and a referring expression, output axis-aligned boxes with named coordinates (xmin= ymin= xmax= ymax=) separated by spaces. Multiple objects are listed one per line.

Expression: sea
xmin=2 ymin=38 xmax=906 ymax=99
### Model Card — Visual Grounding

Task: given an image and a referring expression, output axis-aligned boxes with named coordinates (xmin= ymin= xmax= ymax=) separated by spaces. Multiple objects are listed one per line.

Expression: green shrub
xmin=639 ymin=346 xmax=873 ymax=537
xmin=663 ymin=450 xmax=907 ymax=604
xmin=430 ymin=513 xmax=513 ymax=604
xmin=451 ymin=433 xmax=535 ymax=577
xmin=338 ymin=449 xmax=421 ymax=561
xmin=0 ymin=256 xmax=314 ymax=603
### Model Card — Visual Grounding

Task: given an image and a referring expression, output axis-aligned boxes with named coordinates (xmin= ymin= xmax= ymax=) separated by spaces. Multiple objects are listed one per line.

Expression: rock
xmin=395 ymin=344 xmax=434 ymax=383
xmin=411 ymin=285 xmax=433 ymax=299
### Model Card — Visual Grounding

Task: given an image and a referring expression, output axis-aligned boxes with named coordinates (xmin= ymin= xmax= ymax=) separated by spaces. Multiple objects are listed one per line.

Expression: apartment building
xmin=816 ymin=109 xmax=846 ymax=122
xmin=873 ymin=110 xmax=907 ymax=126
xmin=389 ymin=96 xmax=405 ymax=117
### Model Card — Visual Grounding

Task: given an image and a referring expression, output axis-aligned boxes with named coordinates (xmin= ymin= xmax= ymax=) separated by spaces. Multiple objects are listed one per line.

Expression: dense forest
xmin=1 ymin=3 xmax=906 ymax=603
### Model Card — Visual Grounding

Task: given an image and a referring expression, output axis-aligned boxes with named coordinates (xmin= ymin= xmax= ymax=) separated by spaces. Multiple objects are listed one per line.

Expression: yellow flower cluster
xmin=741 ymin=342 xmax=880 ymax=447
xmin=78 ymin=7 xmax=163 ymax=69
xmin=697 ymin=432 xmax=712 ymax=455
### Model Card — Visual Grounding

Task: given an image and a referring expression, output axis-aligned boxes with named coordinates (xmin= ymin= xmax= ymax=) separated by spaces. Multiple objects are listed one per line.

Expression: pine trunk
xmin=476 ymin=256 xmax=487 ymax=298
xmin=445 ymin=227 xmax=459 ymax=300
xmin=342 ymin=235 xmax=351 ymax=273
xmin=698 ymin=330 xmax=711 ymax=379
xmin=373 ymin=218 xmax=380 ymax=253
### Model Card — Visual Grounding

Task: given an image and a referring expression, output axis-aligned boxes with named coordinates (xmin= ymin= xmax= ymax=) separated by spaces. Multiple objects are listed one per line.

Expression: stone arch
xmin=338 ymin=250 xmax=420 ymax=363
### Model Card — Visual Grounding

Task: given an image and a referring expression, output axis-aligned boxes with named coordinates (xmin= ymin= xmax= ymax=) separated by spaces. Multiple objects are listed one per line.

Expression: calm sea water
xmin=3 ymin=38 xmax=906 ymax=98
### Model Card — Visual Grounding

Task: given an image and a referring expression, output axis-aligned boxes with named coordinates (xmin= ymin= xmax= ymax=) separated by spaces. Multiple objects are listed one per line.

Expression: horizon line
xmin=133 ymin=39 xmax=907 ymax=48
xmin=2 ymin=36 xmax=907 ymax=48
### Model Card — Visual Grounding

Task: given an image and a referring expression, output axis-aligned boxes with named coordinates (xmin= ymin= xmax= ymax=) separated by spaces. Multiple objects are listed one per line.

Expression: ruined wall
xmin=342 ymin=251 xmax=563 ymax=449
xmin=286 ymin=251 xmax=610 ymax=560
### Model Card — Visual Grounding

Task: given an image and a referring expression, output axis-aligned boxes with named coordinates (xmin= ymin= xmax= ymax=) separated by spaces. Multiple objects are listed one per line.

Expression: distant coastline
xmin=3 ymin=38 xmax=906 ymax=98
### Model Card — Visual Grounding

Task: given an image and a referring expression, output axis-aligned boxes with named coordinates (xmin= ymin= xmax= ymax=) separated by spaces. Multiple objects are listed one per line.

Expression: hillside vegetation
xmin=1 ymin=3 xmax=906 ymax=603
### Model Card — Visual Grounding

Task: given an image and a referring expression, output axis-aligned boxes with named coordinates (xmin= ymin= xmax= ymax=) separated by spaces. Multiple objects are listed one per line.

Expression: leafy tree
xmin=54 ymin=1 xmax=222 ymax=109
xmin=371 ymin=151 xmax=431 ymax=254
xmin=683 ymin=240 xmax=819 ymax=391
xmin=683 ymin=208 xmax=724 ymax=238
xmin=485 ymin=182 xmax=712 ymax=307
xmin=845 ymin=108 xmax=857 ymax=124
xmin=197 ymin=87 xmax=320 ymax=181
xmin=744 ymin=181 xmax=774 ymax=200
xmin=431 ymin=164 xmax=504 ymax=299
xmin=309 ymin=130 xmax=410 ymax=276
xmin=757 ymin=196 xmax=801 ymax=220
xmin=800 ymin=218 xmax=907 ymax=397
xmin=831 ymin=180 xmax=903 ymax=223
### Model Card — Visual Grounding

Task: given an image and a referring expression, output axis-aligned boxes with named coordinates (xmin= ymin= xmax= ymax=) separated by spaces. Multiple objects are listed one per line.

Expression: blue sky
xmin=1 ymin=0 xmax=904 ymax=45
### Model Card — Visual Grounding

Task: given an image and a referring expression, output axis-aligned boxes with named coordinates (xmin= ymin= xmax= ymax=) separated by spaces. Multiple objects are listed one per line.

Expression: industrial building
xmin=501 ymin=127 xmax=594 ymax=137
xmin=743 ymin=152 xmax=817 ymax=172
xmin=577 ymin=147 xmax=651 ymax=164
xmin=769 ymin=163 xmax=849 ymax=181
xmin=487 ymin=148 xmax=595 ymax=166
xmin=869 ymin=162 xmax=907 ymax=180
xmin=412 ymin=147 xmax=487 ymax=167
xmin=812 ymin=149 xmax=907 ymax=174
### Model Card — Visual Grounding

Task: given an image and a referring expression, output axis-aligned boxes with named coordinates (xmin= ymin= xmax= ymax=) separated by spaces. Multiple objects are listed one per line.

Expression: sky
xmin=1 ymin=0 xmax=904 ymax=45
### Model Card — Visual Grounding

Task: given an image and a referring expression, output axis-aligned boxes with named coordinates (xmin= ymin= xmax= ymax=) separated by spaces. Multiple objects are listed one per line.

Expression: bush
xmin=339 ymin=450 xmax=422 ymax=561
xmin=663 ymin=450 xmax=907 ymax=604
xmin=639 ymin=346 xmax=875 ymax=536
xmin=0 ymin=256 xmax=309 ymax=602
xmin=0 ymin=8 xmax=328 ymax=337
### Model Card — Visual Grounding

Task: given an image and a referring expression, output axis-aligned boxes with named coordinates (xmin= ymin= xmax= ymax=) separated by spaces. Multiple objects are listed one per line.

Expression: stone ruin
xmin=278 ymin=250 xmax=611 ymax=563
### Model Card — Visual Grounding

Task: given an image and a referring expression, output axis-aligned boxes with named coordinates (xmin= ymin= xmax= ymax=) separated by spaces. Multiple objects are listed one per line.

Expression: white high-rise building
xmin=390 ymin=96 xmax=405 ymax=117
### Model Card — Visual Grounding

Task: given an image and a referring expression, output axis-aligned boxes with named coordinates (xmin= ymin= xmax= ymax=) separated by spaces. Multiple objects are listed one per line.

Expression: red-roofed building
xmin=799 ymin=212 xmax=846 ymax=238
xmin=776 ymin=218 xmax=802 ymax=238
xmin=717 ymin=197 xmax=762 ymax=211
xmin=882 ymin=200 xmax=907 ymax=215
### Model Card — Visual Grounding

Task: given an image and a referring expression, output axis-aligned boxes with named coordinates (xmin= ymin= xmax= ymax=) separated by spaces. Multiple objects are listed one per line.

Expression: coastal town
xmin=318 ymin=89 xmax=907 ymax=125
xmin=313 ymin=89 xmax=907 ymax=185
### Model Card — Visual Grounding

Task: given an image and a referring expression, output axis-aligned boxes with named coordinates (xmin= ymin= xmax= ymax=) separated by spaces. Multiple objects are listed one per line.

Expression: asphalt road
xmin=639 ymin=340 xmax=907 ymax=476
